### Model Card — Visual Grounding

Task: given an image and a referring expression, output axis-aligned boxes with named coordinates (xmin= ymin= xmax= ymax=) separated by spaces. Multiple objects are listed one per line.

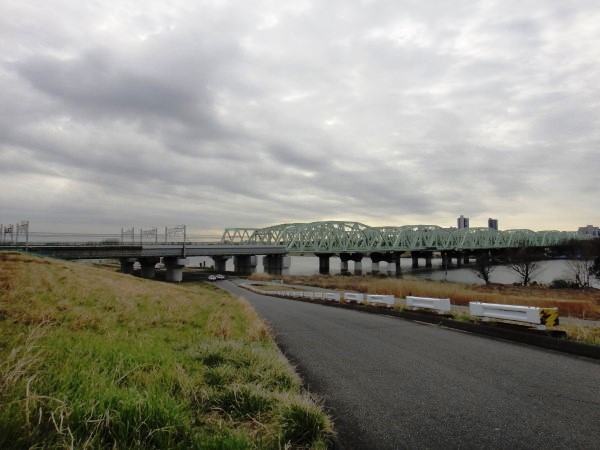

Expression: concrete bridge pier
xmin=347 ymin=253 xmax=364 ymax=275
xmin=139 ymin=257 xmax=160 ymax=279
xmin=392 ymin=252 xmax=403 ymax=276
xmin=387 ymin=253 xmax=400 ymax=276
xmin=234 ymin=255 xmax=257 ymax=275
xmin=316 ymin=253 xmax=334 ymax=275
xmin=411 ymin=251 xmax=433 ymax=268
xmin=464 ymin=253 xmax=470 ymax=264
xmin=441 ymin=251 xmax=451 ymax=270
xmin=163 ymin=257 xmax=189 ymax=282
xmin=263 ymin=255 xmax=291 ymax=276
xmin=340 ymin=260 xmax=349 ymax=273
xmin=425 ymin=252 xmax=433 ymax=268
xmin=211 ymin=256 xmax=230 ymax=273
xmin=383 ymin=252 xmax=403 ymax=276
xmin=120 ymin=258 xmax=137 ymax=274
xmin=354 ymin=260 xmax=363 ymax=275
xmin=339 ymin=253 xmax=352 ymax=274
xmin=455 ymin=252 xmax=463 ymax=268
xmin=370 ymin=253 xmax=384 ymax=275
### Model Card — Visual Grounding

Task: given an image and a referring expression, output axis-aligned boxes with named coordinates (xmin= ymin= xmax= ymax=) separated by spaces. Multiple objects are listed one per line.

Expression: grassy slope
xmin=0 ymin=253 xmax=332 ymax=449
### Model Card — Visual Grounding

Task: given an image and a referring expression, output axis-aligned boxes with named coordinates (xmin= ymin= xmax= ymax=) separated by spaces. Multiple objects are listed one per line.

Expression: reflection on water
xmin=188 ymin=255 xmax=599 ymax=287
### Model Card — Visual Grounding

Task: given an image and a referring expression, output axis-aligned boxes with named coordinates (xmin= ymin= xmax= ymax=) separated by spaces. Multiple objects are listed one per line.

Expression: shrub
xmin=549 ymin=278 xmax=580 ymax=289
xmin=277 ymin=395 xmax=333 ymax=447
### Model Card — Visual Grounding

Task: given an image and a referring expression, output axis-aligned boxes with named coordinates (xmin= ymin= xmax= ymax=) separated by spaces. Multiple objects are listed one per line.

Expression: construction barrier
xmin=406 ymin=296 xmax=451 ymax=313
xmin=469 ymin=302 xmax=559 ymax=329
xmin=366 ymin=295 xmax=395 ymax=308
xmin=324 ymin=293 xmax=341 ymax=302
xmin=344 ymin=293 xmax=364 ymax=303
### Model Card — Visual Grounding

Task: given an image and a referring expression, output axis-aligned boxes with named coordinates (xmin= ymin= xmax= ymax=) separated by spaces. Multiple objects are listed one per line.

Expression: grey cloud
xmin=1 ymin=0 xmax=599 ymax=233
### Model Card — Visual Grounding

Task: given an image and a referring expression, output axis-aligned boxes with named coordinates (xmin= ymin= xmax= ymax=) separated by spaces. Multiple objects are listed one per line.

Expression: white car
xmin=215 ymin=274 xmax=226 ymax=280
xmin=207 ymin=275 xmax=217 ymax=281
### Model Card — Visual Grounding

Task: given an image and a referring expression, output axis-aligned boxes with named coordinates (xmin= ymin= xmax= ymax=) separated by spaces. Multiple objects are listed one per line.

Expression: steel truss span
xmin=221 ymin=221 xmax=582 ymax=253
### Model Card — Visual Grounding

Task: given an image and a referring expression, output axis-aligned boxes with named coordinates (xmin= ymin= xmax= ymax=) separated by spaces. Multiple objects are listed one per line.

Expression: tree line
xmin=471 ymin=238 xmax=600 ymax=288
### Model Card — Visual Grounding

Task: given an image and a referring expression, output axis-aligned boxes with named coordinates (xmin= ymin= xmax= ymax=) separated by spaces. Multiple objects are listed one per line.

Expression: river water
xmin=189 ymin=255 xmax=599 ymax=287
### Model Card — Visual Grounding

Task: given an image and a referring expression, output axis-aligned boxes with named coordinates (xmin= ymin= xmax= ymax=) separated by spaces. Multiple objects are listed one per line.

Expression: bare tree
xmin=508 ymin=247 xmax=544 ymax=286
xmin=565 ymin=259 xmax=595 ymax=288
xmin=593 ymin=257 xmax=600 ymax=284
xmin=471 ymin=252 xmax=496 ymax=285
xmin=562 ymin=238 xmax=600 ymax=288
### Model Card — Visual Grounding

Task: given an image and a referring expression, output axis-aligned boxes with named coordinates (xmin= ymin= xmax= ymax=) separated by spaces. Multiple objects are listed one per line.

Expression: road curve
xmin=218 ymin=281 xmax=600 ymax=449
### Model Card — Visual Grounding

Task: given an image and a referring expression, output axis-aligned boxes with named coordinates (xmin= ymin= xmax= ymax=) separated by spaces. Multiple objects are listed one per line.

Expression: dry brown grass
xmin=248 ymin=273 xmax=279 ymax=282
xmin=283 ymin=274 xmax=600 ymax=319
xmin=556 ymin=320 xmax=600 ymax=345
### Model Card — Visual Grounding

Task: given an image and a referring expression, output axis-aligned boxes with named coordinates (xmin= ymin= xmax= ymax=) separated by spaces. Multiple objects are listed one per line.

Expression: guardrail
xmin=344 ymin=293 xmax=364 ymax=303
xmin=406 ymin=296 xmax=451 ymax=314
xmin=242 ymin=284 xmax=564 ymax=329
xmin=366 ymin=294 xmax=395 ymax=308
xmin=242 ymin=285 xmax=397 ymax=308
xmin=469 ymin=302 xmax=559 ymax=329
xmin=324 ymin=293 xmax=341 ymax=302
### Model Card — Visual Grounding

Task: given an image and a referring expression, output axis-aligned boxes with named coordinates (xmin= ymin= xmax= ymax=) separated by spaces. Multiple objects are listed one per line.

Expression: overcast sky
xmin=1 ymin=0 xmax=599 ymax=237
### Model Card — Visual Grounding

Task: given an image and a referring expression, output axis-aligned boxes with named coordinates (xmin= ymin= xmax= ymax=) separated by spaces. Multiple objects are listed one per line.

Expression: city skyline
xmin=1 ymin=1 xmax=599 ymax=234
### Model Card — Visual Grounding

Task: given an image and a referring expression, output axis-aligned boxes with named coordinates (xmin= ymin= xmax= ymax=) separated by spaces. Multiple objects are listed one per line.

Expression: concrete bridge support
xmin=455 ymin=252 xmax=463 ymax=268
xmin=441 ymin=251 xmax=451 ymax=270
xmin=163 ymin=257 xmax=188 ymax=282
xmin=354 ymin=260 xmax=363 ymax=275
xmin=233 ymin=255 xmax=257 ymax=275
xmin=350 ymin=253 xmax=364 ymax=275
xmin=263 ymin=255 xmax=291 ymax=276
xmin=370 ymin=252 xmax=402 ymax=276
xmin=411 ymin=251 xmax=433 ymax=269
xmin=139 ymin=257 xmax=160 ymax=279
xmin=119 ymin=258 xmax=137 ymax=274
xmin=340 ymin=260 xmax=349 ymax=273
xmin=393 ymin=252 xmax=403 ymax=276
xmin=211 ymin=256 xmax=230 ymax=273
xmin=370 ymin=253 xmax=384 ymax=275
xmin=387 ymin=252 xmax=403 ymax=276
xmin=339 ymin=253 xmax=365 ymax=275
xmin=316 ymin=253 xmax=334 ymax=275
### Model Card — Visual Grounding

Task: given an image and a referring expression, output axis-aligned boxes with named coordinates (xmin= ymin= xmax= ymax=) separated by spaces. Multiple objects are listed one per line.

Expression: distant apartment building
xmin=578 ymin=225 xmax=599 ymax=237
xmin=457 ymin=215 xmax=469 ymax=229
xmin=488 ymin=218 xmax=498 ymax=230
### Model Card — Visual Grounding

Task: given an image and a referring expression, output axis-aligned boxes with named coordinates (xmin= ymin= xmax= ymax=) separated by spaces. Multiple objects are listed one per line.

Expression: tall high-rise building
xmin=457 ymin=215 xmax=469 ymax=229
xmin=488 ymin=218 xmax=498 ymax=230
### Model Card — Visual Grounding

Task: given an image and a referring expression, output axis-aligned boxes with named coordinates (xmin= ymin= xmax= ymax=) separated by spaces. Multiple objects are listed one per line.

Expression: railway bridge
xmin=1 ymin=220 xmax=584 ymax=281
xmin=222 ymin=221 xmax=582 ymax=274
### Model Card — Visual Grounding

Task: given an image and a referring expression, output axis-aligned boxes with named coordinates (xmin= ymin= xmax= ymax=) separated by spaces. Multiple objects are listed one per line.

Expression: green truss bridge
xmin=222 ymin=221 xmax=581 ymax=253
xmin=222 ymin=221 xmax=584 ymax=274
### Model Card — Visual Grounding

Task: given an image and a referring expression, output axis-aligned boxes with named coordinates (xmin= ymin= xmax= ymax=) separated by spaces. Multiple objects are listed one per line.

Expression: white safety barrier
xmin=469 ymin=302 xmax=559 ymax=329
xmin=406 ymin=296 xmax=451 ymax=313
xmin=344 ymin=293 xmax=364 ymax=303
xmin=324 ymin=293 xmax=341 ymax=302
xmin=366 ymin=295 xmax=395 ymax=308
xmin=314 ymin=292 xmax=323 ymax=299
xmin=304 ymin=292 xmax=314 ymax=299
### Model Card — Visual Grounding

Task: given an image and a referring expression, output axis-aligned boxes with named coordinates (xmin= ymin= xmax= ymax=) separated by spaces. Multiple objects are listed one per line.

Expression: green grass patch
xmin=0 ymin=252 xmax=333 ymax=449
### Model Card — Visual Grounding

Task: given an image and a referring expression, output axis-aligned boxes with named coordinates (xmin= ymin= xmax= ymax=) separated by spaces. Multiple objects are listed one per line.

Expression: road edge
xmin=245 ymin=288 xmax=600 ymax=360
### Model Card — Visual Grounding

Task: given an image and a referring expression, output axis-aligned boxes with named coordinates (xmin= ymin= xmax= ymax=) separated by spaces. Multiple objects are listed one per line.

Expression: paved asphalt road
xmin=218 ymin=281 xmax=600 ymax=449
